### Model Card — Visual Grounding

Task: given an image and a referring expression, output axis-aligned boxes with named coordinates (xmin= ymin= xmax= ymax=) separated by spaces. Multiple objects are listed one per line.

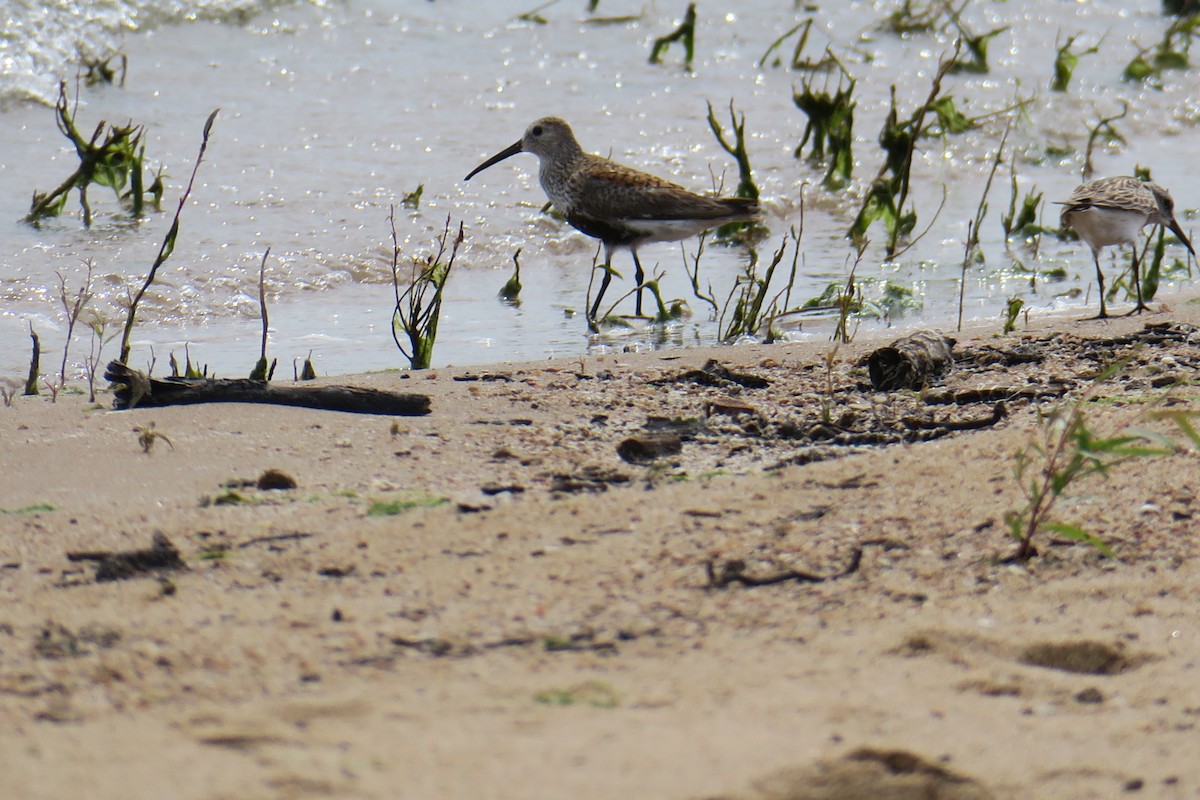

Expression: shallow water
xmin=1 ymin=0 xmax=1197 ymax=383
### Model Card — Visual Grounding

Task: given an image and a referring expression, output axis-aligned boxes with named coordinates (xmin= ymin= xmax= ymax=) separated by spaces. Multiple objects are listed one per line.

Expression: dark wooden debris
xmin=104 ymin=361 xmax=431 ymax=416
xmin=867 ymin=330 xmax=956 ymax=391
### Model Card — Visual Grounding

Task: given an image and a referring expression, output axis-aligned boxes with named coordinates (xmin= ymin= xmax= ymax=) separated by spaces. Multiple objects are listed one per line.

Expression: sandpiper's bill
xmin=465 ymin=116 xmax=760 ymax=328
xmin=1057 ymin=176 xmax=1195 ymax=318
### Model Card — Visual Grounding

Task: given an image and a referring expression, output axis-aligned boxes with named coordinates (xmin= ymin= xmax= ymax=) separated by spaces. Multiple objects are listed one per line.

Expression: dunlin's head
xmin=1146 ymin=183 xmax=1196 ymax=256
xmin=465 ymin=117 xmax=582 ymax=180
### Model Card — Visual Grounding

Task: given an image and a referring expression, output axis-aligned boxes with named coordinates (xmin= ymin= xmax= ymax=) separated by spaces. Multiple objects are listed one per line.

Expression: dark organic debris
xmin=617 ymin=432 xmax=683 ymax=464
xmin=652 ymin=358 xmax=771 ymax=389
xmin=256 ymin=468 xmax=297 ymax=490
xmin=33 ymin=623 xmax=121 ymax=659
xmin=867 ymin=329 xmax=955 ymax=391
xmin=66 ymin=532 xmax=186 ymax=582
xmin=236 ymin=531 xmax=313 ymax=550
xmin=481 ymin=482 xmax=526 ymax=496
xmin=549 ymin=466 xmax=631 ymax=493
xmin=705 ymin=546 xmax=865 ymax=589
xmin=717 ymin=747 xmax=995 ymax=800
xmin=389 ymin=626 xmax=631 ymax=659
xmin=902 ymin=401 xmax=1007 ymax=432
xmin=105 ymin=361 xmax=431 ymax=416
xmin=922 ymin=386 xmax=1063 ymax=405
xmin=1018 ymin=640 xmax=1135 ymax=675
xmin=452 ymin=372 xmax=514 ymax=382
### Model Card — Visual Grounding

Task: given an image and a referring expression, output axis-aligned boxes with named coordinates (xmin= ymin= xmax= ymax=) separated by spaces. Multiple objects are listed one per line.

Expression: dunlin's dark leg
xmin=1129 ymin=247 xmax=1147 ymax=315
xmin=590 ymin=259 xmax=615 ymax=329
xmin=632 ymin=250 xmax=646 ymax=317
xmin=1093 ymin=252 xmax=1108 ymax=319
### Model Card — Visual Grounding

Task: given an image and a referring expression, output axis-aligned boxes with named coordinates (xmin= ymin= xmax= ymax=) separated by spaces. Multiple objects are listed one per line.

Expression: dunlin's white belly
xmin=620 ymin=217 xmax=727 ymax=244
xmin=1066 ymin=206 xmax=1149 ymax=249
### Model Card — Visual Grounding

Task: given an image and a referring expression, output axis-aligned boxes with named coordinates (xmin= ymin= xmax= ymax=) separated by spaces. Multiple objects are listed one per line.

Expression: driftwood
xmin=104 ymin=361 xmax=431 ymax=416
xmin=867 ymin=330 xmax=956 ymax=391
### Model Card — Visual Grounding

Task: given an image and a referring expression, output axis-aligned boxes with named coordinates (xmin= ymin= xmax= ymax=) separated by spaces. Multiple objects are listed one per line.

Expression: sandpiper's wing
xmin=1058 ymin=177 xmax=1156 ymax=214
xmin=569 ymin=158 xmax=757 ymax=222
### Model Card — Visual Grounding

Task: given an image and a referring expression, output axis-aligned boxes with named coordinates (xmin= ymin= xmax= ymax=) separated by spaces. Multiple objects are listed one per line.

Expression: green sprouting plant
xmin=514 ymin=0 xmax=559 ymax=24
xmin=649 ymin=3 xmax=696 ymax=69
xmin=533 ymin=680 xmax=618 ymax=708
xmin=759 ymin=19 xmax=808 ymax=69
xmin=169 ymin=344 xmax=208 ymax=379
xmin=718 ymin=229 xmax=801 ymax=342
xmin=1051 ymin=35 xmax=1100 ymax=91
xmin=1082 ymin=103 xmax=1128 ymax=181
xmin=50 ymin=262 xmax=97 ymax=402
xmin=793 ymin=58 xmax=856 ymax=190
xmin=946 ymin=13 xmax=1008 ymax=75
xmin=25 ymin=82 xmax=161 ymax=227
xmin=957 ymin=125 xmax=1008 ymax=331
xmin=1004 ymin=372 xmax=1174 ymax=562
xmin=879 ymin=0 xmax=1005 ymax=72
xmin=296 ymin=352 xmax=317 ymax=381
xmin=592 ymin=261 xmax=686 ymax=327
xmin=249 ymin=248 xmax=276 ymax=381
xmin=366 ymin=495 xmax=448 ymax=516
xmin=401 ymin=183 xmax=424 ymax=210
xmin=683 ymin=234 xmax=720 ymax=320
xmin=835 ymin=244 xmax=867 ymax=343
xmin=81 ymin=50 xmax=128 ymax=86
xmin=758 ymin=19 xmax=838 ymax=71
xmin=24 ymin=324 xmax=41 ymax=396
xmin=927 ymin=95 xmax=977 ymax=134
xmin=849 ymin=44 xmax=959 ymax=258
xmin=705 ymin=99 xmax=759 ymax=203
xmin=705 ymin=100 xmax=767 ymax=243
xmin=861 ymin=280 xmax=922 ymax=324
xmin=1122 ymin=14 xmax=1199 ymax=86
xmin=119 ymin=109 xmax=218 ymax=365
xmin=1001 ymin=162 xmax=1045 ymax=241
xmin=84 ymin=310 xmax=118 ymax=403
xmin=1002 ymin=296 xmax=1024 ymax=334
xmin=881 ymin=0 xmax=942 ymax=34
xmin=499 ymin=248 xmax=522 ymax=303
xmin=391 ymin=211 xmax=463 ymax=370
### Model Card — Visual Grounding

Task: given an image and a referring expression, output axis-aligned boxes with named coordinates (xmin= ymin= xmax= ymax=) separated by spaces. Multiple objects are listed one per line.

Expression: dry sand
xmin=2 ymin=304 xmax=1200 ymax=800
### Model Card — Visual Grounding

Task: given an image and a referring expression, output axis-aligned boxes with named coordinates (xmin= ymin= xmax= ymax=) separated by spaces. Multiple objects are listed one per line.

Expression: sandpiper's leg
xmin=1093 ymin=252 xmax=1108 ymax=320
xmin=632 ymin=250 xmax=646 ymax=317
xmin=1129 ymin=246 xmax=1148 ymax=315
xmin=590 ymin=257 xmax=615 ymax=329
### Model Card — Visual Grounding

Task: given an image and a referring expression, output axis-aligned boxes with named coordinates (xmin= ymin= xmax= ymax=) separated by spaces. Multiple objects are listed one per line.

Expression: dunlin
xmin=465 ymin=116 xmax=760 ymax=327
xmin=1057 ymin=176 xmax=1194 ymax=318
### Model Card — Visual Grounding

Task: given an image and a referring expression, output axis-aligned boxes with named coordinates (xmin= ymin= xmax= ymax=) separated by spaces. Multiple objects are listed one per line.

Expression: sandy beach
xmin=2 ymin=304 xmax=1200 ymax=800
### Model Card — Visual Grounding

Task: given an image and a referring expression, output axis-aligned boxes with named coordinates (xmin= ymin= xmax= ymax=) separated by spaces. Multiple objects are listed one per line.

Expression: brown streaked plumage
xmin=1057 ymin=176 xmax=1195 ymax=318
xmin=465 ymin=116 xmax=760 ymax=327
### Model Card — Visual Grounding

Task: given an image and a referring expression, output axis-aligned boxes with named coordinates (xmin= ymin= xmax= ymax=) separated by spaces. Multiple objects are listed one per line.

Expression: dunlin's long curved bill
xmin=465 ymin=141 xmax=524 ymax=181
xmin=1165 ymin=217 xmax=1195 ymax=255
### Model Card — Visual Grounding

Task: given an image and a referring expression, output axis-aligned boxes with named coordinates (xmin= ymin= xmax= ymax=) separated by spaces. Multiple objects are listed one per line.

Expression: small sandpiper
xmin=1057 ymin=176 xmax=1195 ymax=318
xmin=465 ymin=116 xmax=760 ymax=328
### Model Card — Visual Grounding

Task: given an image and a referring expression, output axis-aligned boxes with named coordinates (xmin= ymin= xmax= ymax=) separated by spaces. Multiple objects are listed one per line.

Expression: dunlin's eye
xmin=532 ymin=126 xmax=543 ymax=136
